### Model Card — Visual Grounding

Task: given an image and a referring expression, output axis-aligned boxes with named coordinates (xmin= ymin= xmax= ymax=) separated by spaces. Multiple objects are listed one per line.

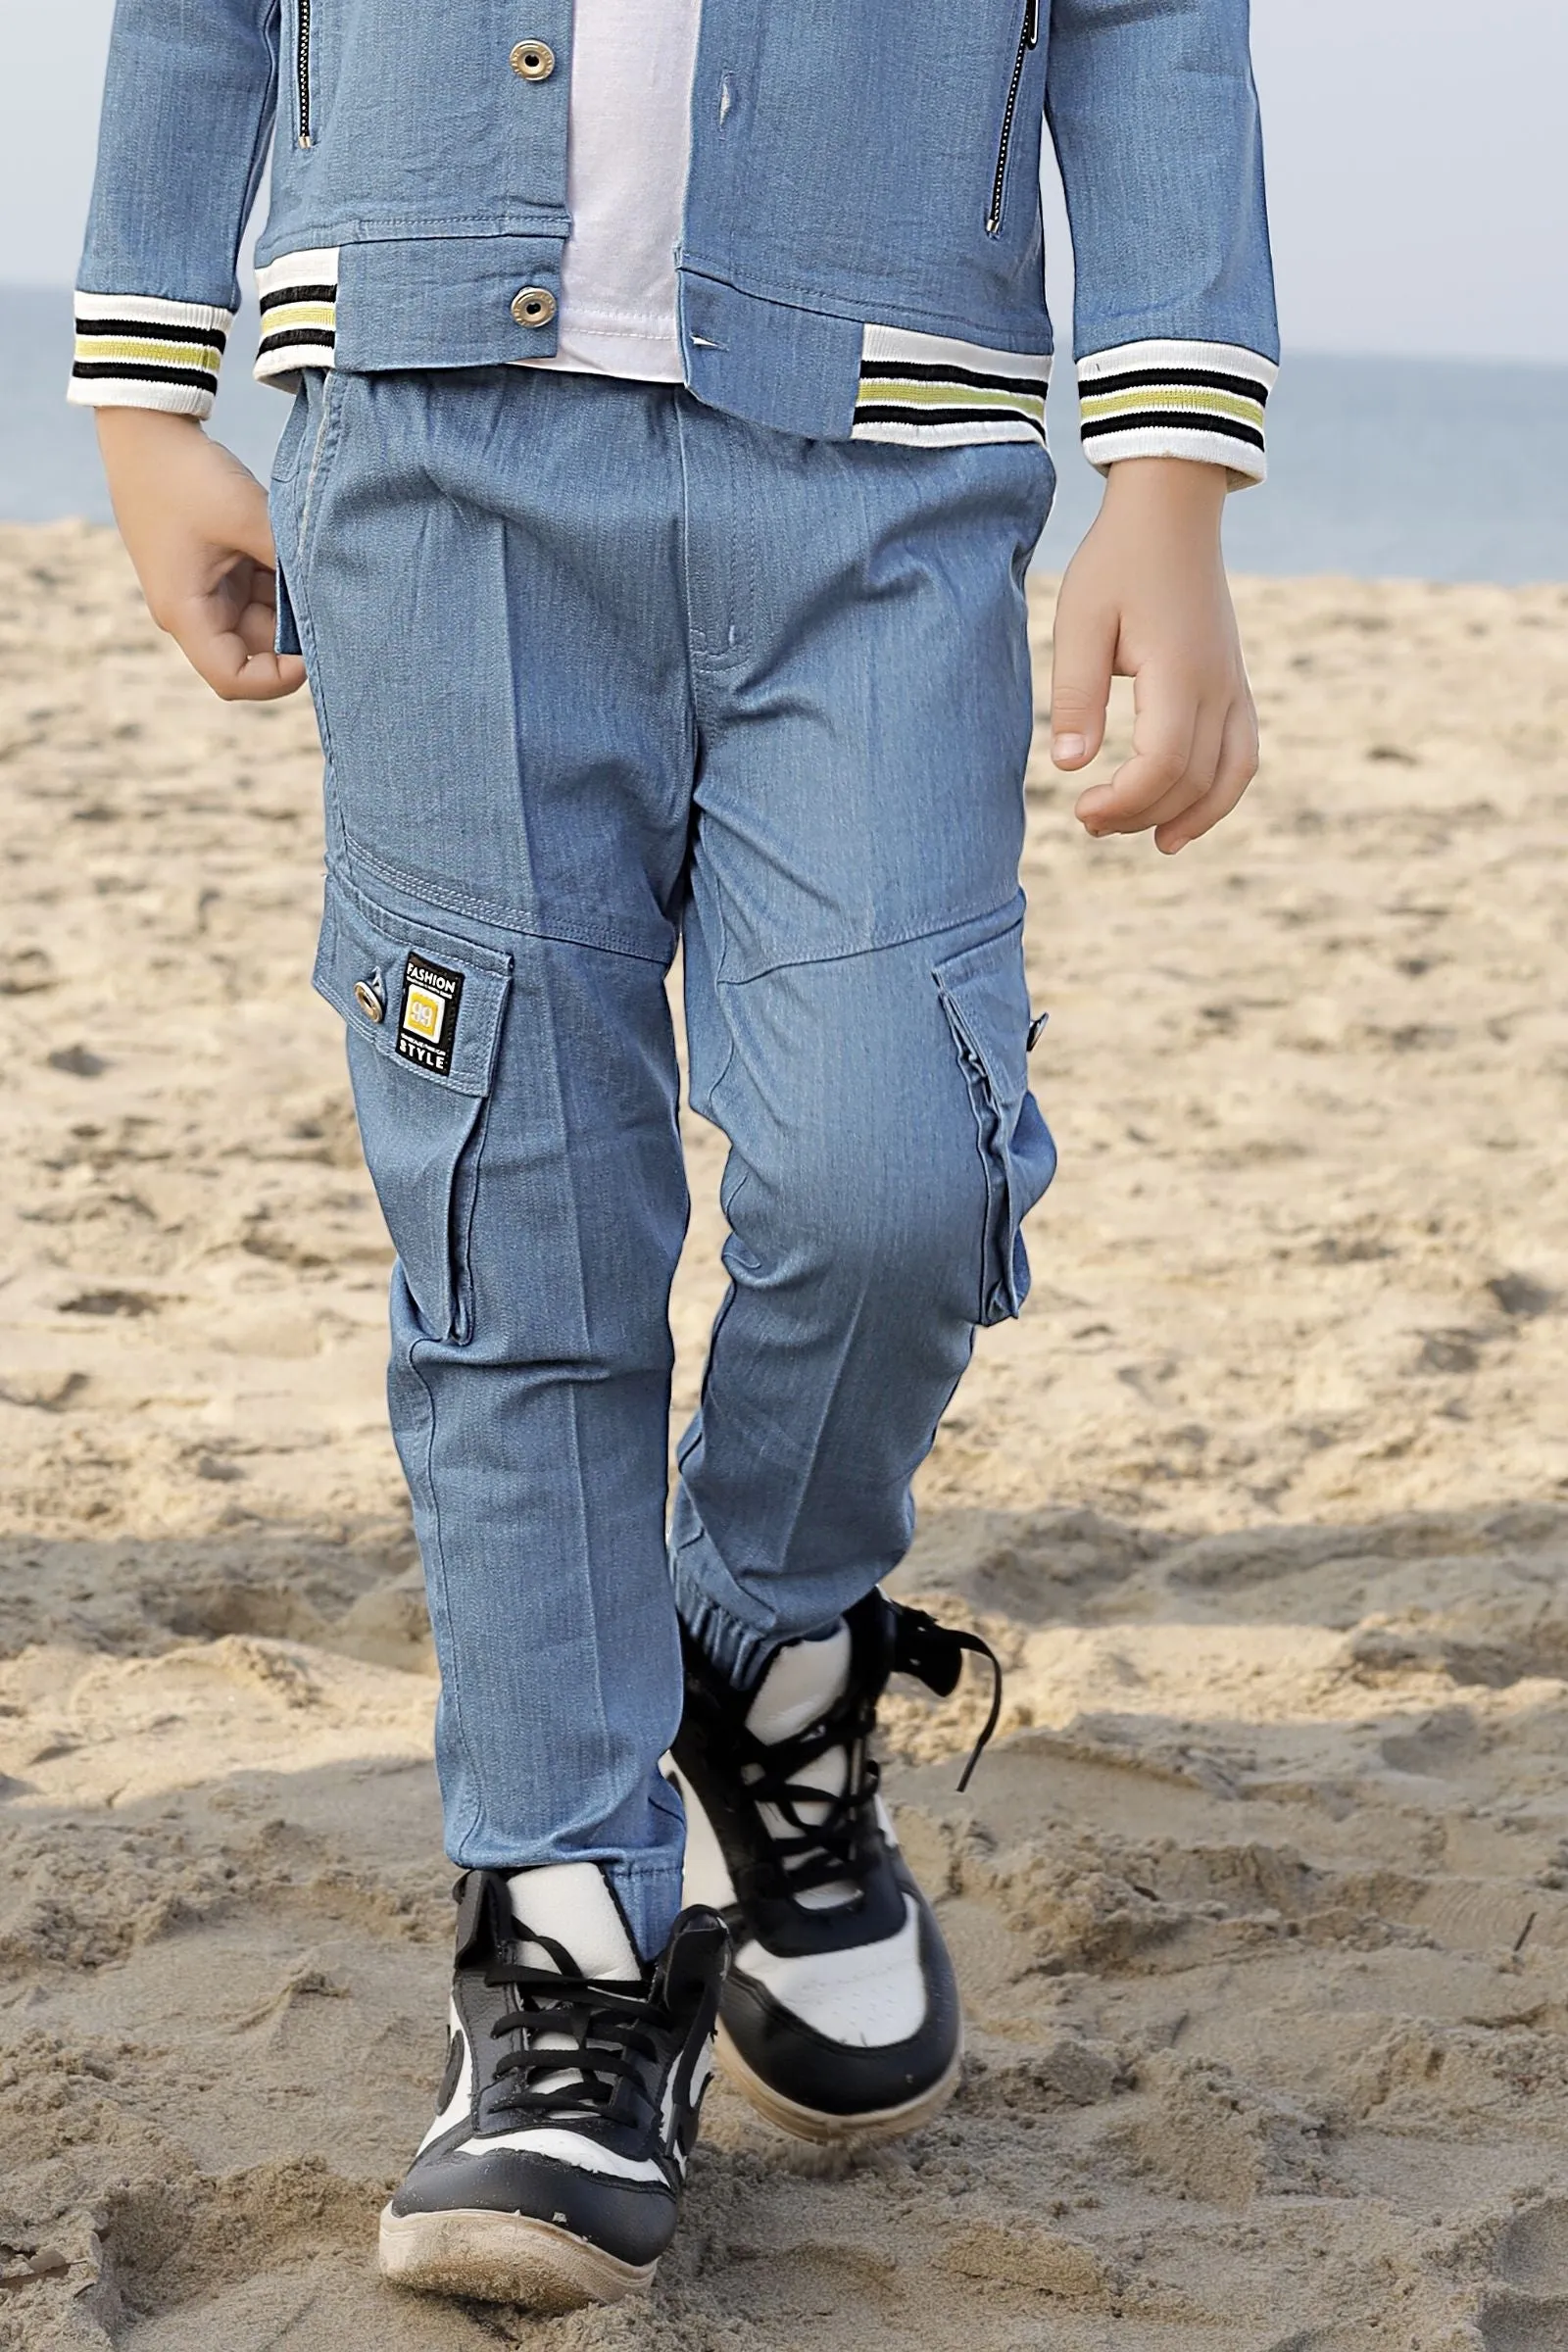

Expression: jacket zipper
xmin=297 ymin=0 xmax=313 ymax=146
xmin=986 ymin=0 xmax=1039 ymax=236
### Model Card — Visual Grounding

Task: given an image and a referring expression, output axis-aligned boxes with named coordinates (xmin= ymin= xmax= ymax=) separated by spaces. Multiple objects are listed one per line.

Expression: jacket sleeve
xmin=1044 ymin=0 xmax=1279 ymax=485
xmin=68 ymin=0 xmax=280 ymax=416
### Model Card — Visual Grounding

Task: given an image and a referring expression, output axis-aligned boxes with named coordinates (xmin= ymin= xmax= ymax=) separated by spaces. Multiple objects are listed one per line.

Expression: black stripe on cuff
xmin=70 ymin=361 xmax=218 ymax=390
xmin=1080 ymin=410 xmax=1266 ymax=453
xmin=855 ymin=402 xmax=1047 ymax=440
xmin=257 ymin=326 xmax=339 ymax=355
xmin=259 ymin=283 xmax=337 ymax=313
xmin=1083 ymin=366 xmax=1269 ymax=405
xmin=859 ymin=360 xmax=1051 ymax=398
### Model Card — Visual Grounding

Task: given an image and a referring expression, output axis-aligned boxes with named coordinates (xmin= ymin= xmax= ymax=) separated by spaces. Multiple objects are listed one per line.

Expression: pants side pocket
xmin=314 ymin=873 xmax=513 ymax=1343
xmin=933 ymin=919 xmax=1055 ymax=1324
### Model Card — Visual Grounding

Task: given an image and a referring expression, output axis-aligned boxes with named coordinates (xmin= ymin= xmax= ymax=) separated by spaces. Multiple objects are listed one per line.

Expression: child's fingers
xmin=223 ymin=503 xmax=282 ymax=578
xmin=235 ymin=588 xmax=280 ymax=658
xmin=1077 ymin=748 xmax=1195 ymax=835
xmin=163 ymin=553 xmax=307 ymax=701
xmin=1152 ymin=698 xmax=1259 ymax=854
xmin=1103 ymin=700 xmax=1229 ymax=836
xmin=174 ymin=596 xmax=307 ymax=702
xmin=1049 ymin=595 xmax=1116 ymax=770
xmin=200 ymin=634 xmax=308 ymax=700
xmin=232 ymin=649 xmax=308 ymax=698
xmin=1074 ymin=674 xmax=1200 ymax=834
xmin=207 ymin=447 xmax=283 ymax=573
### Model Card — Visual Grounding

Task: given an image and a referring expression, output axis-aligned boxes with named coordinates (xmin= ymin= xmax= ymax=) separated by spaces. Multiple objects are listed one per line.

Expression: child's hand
xmin=95 ymin=410 xmax=307 ymax=702
xmin=1049 ymin=457 xmax=1257 ymax=855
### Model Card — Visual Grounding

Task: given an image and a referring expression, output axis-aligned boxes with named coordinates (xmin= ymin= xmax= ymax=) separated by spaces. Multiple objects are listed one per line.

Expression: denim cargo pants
xmin=270 ymin=366 xmax=1057 ymax=1956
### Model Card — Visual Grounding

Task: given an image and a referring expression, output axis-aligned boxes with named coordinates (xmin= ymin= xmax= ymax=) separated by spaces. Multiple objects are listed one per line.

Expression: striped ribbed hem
xmin=1077 ymin=340 xmax=1277 ymax=485
xmin=255 ymin=248 xmax=339 ymax=386
xmin=67 ymin=292 xmax=232 ymax=416
xmin=853 ymin=324 xmax=1052 ymax=448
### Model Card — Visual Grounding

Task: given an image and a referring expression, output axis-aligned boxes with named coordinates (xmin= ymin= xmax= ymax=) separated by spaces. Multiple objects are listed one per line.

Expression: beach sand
xmin=2 ymin=522 xmax=1567 ymax=2350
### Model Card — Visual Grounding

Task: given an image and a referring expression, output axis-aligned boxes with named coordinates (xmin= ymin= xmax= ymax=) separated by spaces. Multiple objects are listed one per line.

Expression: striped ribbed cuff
xmin=255 ymin=248 xmax=339 ymax=386
xmin=67 ymin=292 xmax=232 ymax=416
xmin=852 ymin=325 xmax=1052 ymax=448
xmin=1077 ymin=340 xmax=1277 ymax=487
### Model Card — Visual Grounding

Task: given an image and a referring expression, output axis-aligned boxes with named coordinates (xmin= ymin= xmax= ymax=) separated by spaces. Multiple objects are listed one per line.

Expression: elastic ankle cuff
xmin=670 ymin=1576 xmax=777 ymax=1690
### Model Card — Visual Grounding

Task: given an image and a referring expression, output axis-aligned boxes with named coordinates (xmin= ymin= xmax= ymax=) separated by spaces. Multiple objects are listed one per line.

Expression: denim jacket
xmin=70 ymin=0 xmax=1278 ymax=478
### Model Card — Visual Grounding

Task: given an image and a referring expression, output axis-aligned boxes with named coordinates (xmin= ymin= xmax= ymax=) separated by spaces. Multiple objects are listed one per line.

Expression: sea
xmin=3 ymin=284 xmax=1565 ymax=583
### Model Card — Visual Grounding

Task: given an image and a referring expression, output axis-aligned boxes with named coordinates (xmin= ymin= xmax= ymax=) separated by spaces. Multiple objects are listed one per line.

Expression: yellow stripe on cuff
xmin=259 ymin=302 xmax=337 ymax=333
xmin=74 ymin=336 xmax=224 ymax=371
xmin=1080 ymin=385 xmax=1265 ymax=427
xmin=858 ymin=377 xmax=1046 ymax=416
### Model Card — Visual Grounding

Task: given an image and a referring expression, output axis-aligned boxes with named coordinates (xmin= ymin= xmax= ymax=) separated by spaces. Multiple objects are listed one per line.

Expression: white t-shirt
xmin=529 ymin=0 xmax=704 ymax=384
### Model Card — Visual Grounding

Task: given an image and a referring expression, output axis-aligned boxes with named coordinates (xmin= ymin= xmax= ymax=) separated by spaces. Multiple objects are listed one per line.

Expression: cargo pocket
xmin=314 ymin=875 xmax=512 ymax=1343
xmin=934 ymin=920 xmax=1056 ymax=1325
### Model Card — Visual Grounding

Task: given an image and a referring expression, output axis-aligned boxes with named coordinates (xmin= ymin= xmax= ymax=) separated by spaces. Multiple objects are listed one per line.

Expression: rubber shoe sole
xmin=378 ymin=2204 xmax=657 ymax=2308
xmin=714 ymin=2019 xmax=963 ymax=2145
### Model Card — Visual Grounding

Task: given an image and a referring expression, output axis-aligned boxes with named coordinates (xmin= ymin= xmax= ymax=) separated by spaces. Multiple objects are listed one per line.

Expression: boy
xmin=72 ymin=0 xmax=1275 ymax=2310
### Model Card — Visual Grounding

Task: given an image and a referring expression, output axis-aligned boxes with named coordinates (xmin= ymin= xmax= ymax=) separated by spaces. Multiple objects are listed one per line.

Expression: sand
xmin=1 ymin=519 xmax=1567 ymax=2351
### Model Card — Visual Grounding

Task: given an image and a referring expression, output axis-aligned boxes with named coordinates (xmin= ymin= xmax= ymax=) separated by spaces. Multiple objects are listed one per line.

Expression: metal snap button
xmin=510 ymin=38 xmax=556 ymax=78
xmin=353 ymin=979 xmax=385 ymax=1024
xmin=511 ymin=286 xmax=558 ymax=328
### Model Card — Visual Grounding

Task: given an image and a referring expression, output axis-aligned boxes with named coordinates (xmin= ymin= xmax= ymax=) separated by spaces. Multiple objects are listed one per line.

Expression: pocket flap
xmin=933 ymin=916 xmax=1055 ymax=1326
xmin=932 ymin=922 xmax=1030 ymax=1119
xmin=314 ymin=875 xmax=511 ymax=1097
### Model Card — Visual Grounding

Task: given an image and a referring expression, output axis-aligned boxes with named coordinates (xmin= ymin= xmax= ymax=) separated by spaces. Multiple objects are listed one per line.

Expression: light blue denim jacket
xmin=70 ymin=0 xmax=1278 ymax=476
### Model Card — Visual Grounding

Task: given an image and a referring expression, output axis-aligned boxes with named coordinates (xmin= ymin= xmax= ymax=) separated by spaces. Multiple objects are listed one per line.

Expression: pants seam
xmin=338 ymin=830 xmax=675 ymax=965
xmin=408 ymin=1328 xmax=485 ymax=1859
xmin=714 ymin=888 xmax=1026 ymax=987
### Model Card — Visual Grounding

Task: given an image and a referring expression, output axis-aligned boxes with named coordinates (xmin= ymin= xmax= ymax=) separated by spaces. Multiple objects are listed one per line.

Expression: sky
xmin=5 ymin=0 xmax=1567 ymax=365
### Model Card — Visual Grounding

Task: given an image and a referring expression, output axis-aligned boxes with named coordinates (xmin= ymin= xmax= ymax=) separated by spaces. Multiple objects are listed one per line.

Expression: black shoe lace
xmin=485 ymin=1932 xmax=662 ymax=2126
xmin=891 ymin=1606 xmax=1004 ymax=1794
xmin=746 ymin=1607 xmax=1005 ymax=1901
xmin=746 ymin=1712 xmax=880 ymax=1902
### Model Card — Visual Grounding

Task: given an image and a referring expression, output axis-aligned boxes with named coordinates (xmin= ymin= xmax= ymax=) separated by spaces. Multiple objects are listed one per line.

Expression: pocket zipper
xmin=297 ymin=0 xmax=313 ymax=147
xmin=986 ymin=0 xmax=1039 ymax=236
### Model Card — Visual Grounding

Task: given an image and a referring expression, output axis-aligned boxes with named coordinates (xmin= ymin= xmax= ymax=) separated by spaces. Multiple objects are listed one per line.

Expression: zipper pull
xmin=1025 ymin=0 xmax=1040 ymax=44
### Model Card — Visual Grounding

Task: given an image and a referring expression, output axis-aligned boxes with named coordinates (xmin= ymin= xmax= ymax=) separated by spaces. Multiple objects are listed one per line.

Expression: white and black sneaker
xmin=667 ymin=1589 xmax=1000 ymax=2144
xmin=379 ymin=1863 xmax=727 ymax=2309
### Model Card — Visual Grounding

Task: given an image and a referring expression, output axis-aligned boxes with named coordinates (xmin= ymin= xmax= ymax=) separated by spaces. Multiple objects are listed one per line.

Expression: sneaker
xmin=379 ymin=1862 xmax=727 ymax=2308
xmin=667 ymin=1589 xmax=1000 ymax=2143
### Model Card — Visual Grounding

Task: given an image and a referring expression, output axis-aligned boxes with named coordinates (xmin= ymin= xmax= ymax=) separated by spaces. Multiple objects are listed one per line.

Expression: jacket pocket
xmin=986 ymin=0 xmax=1040 ymax=236
xmin=314 ymin=875 xmax=512 ymax=1343
xmin=934 ymin=919 xmax=1055 ymax=1324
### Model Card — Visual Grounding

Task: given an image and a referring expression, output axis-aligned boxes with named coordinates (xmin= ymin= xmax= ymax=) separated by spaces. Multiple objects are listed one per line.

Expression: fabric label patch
xmin=397 ymin=953 xmax=465 ymax=1076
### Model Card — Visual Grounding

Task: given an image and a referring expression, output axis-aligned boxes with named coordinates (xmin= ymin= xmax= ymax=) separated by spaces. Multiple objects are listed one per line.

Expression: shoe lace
xmin=892 ymin=1606 xmax=1004 ymax=1795
xmin=746 ymin=1710 xmax=880 ymax=1901
xmin=485 ymin=1933 xmax=663 ymax=2125
xmin=746 ymin=1607 xmax=1004 ymax=1901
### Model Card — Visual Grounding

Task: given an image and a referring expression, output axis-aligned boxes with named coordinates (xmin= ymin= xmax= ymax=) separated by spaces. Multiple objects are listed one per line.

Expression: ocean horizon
xmin=3 ymin=285 xmax=1564 ymax=583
